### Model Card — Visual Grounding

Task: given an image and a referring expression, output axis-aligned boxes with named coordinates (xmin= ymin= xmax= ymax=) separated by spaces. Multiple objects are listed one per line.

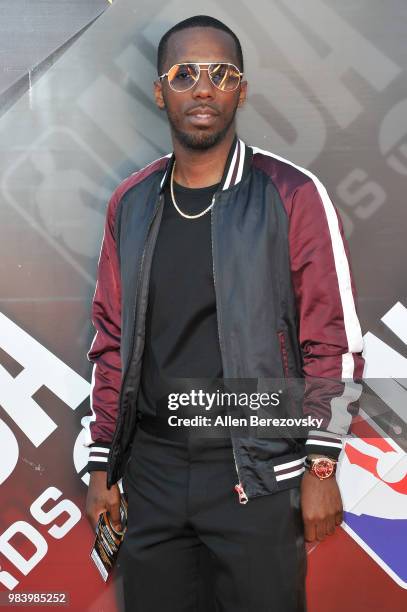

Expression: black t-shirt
xmin=136 ymin=179 xmax=224 ymax=420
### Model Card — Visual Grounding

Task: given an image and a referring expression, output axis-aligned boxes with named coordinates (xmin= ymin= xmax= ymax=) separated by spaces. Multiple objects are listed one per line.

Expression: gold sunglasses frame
xmin=158 ymin=62 xmax=244 ymax=92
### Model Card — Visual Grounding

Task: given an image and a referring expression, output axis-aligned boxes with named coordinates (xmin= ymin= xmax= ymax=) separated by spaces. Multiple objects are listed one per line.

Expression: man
xmin=83 ymin=15 xmax=364 ymax=612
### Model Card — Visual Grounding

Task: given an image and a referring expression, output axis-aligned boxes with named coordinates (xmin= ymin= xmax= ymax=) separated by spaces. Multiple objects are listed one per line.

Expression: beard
xmin=164 ymin=98 xmax=239 ymax=151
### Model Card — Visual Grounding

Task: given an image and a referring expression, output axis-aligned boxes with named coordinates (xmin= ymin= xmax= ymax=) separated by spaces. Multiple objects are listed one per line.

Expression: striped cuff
xmin=273 ymin=455 xmax=306 ymax=483
xmin=87 ymin=443 xmax=111 ymax=472
xmin=305 ymin=430 xmax=343 ymax=460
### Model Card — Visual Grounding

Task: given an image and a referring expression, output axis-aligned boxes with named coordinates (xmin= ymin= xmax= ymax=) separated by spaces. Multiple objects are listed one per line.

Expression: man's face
xmin=154 ymin=27 xmax=247 ymax=150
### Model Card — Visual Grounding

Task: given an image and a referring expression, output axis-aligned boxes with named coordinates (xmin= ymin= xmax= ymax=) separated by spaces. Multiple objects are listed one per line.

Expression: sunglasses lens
xmin=209 ymin=64 xmax=241 ymax=91
xmin=167 ymin=64 xmax=199 ymax=91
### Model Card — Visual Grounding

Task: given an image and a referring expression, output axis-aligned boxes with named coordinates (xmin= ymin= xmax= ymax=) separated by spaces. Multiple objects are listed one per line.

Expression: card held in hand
xmin=90 ymin=494 xmax=128 ymax=582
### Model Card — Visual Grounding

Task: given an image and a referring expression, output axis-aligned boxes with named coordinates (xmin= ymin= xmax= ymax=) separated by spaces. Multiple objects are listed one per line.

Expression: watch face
xmin=312 ymin=458 xmax=335 ymax=479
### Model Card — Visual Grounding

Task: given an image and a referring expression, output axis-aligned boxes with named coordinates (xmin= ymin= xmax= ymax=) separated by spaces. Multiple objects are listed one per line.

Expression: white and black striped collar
xmin=159 ymin=136 xmax=249 ymax=193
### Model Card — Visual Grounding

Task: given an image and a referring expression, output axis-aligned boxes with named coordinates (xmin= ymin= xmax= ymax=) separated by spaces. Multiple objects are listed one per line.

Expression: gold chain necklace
xmin=170 ymin=161 xmax=216 ymax=219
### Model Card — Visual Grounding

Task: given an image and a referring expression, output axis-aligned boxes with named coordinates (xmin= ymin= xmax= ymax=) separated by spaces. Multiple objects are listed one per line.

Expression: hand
xmin=85 ymin=471 xmax=122 ymax=532
xmin=300 ymin=470 xmax=343 ymax=542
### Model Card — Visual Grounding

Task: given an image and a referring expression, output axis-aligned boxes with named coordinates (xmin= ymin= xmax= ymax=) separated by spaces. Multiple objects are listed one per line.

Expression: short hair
xmin=157 ymin=15 xmax=244 ymax=75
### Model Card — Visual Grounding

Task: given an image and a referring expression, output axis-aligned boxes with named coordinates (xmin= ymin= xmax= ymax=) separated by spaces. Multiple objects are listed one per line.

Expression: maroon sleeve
xmin=81 ymin=188 xmax=122 ymax=472
xmin=288 ymin=178 xmax=365 ymax=459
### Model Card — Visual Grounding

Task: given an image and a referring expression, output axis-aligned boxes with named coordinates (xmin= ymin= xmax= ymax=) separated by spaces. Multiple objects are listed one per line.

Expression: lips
xmin=186 ymin=107 xmax=219 ymax=127
xmin=187 ymin=106 xmax=218 ymax=117
xmin=192 ymin=113 xmax=214 ymax=119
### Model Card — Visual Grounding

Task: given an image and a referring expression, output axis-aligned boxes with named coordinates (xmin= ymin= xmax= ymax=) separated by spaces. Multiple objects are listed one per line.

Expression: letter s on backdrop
xmin=30 ymin=487 xmax=81 ymax=539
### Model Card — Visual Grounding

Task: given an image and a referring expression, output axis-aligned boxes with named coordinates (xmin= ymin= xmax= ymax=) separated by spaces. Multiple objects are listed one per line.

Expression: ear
xmin=237 ymin=79 xmax=247 ymax=108
xmin=154 ymin=79 xmax=166 ymax=110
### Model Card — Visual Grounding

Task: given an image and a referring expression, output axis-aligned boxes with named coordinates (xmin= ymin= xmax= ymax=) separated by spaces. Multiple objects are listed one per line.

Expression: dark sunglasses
xmin=158 ymin=62 xmax=243 ymax=92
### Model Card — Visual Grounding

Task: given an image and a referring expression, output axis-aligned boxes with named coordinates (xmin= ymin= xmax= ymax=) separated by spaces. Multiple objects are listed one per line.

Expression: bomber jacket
xmin=81 ymin=135 xmax=365 ymax=504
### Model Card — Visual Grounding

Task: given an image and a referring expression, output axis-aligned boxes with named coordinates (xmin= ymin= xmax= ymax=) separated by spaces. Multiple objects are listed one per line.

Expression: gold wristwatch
xmin=304 ymin=456 xmax=337 ymax=480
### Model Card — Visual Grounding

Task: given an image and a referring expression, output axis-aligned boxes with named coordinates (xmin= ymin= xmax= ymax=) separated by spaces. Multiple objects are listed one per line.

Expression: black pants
xmin=120 ymin=425 xmax=307 ymax=612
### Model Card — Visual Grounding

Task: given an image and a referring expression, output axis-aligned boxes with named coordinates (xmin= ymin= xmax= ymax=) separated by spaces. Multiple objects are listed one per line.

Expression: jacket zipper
xmin=277 ymin=330 xmax=289 ymax=378
xmin=210 ymin=195 xmax=248 ymax=505
xmin=108 ymin=194 xmax=163 ymax=485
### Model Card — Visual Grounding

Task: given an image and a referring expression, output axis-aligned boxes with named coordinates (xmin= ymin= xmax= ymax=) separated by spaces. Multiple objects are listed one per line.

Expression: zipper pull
xmin=234 ymin=482 xmax=248 ymax=505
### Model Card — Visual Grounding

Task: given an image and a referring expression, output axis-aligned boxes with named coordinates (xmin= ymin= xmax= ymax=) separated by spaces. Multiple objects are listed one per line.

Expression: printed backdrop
xmin=0 ymin=1 xmax=406 ymax=610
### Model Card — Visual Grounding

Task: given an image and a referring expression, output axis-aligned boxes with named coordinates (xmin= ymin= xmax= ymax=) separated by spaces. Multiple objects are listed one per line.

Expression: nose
xmin=192 ymin=68 xmax=215 ymax=99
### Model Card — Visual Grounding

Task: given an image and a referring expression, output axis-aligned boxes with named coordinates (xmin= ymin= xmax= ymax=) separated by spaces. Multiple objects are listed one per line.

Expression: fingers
xmin=106 ymin=501 xmax=122 ymax=532
xmin=304 ymin=515 xmax=338 ymax=542
xmin=303 ymin=520 xmax=317 ymax=543
xmin=316 ymin=519 xmax=327 ymax=541
xmin=317 ymin=513 xmax=340 ymax=539
xmin=85 ymin=508 xmax=101 ymax=532
xmin=326 ymin=515 xmax=336 ymax=536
